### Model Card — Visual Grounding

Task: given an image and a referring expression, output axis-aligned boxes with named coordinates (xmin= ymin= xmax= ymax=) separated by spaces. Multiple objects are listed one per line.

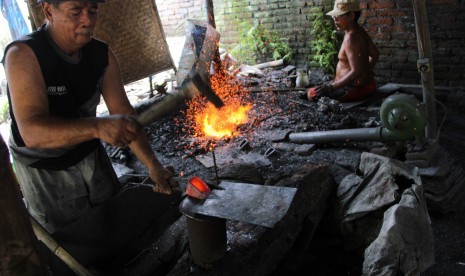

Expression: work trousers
xmin=14 ymin=144 xmax=121 ymax=233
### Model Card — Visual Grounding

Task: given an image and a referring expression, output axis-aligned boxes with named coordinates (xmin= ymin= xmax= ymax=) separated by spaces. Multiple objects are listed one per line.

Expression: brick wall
xmin=155 ymin=0 xmax=465 ymax=87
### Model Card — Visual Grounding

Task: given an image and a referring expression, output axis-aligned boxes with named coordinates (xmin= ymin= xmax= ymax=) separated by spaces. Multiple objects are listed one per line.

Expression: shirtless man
xmin=307 ymin=0 xmax=379 ymax=102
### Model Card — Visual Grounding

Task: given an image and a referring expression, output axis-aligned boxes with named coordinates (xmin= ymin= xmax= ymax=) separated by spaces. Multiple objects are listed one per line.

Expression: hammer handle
xmin=135 ymin=73 xmax=223 ymax=126
xmin=135 ymin=92 xmax=188 ymax=126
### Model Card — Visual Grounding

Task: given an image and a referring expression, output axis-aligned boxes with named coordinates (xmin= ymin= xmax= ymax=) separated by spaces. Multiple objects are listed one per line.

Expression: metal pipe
xmin=288 ymin=93 xmax=426 ymax=145
xmin=288 ymin=127 xmax=415 ymax=144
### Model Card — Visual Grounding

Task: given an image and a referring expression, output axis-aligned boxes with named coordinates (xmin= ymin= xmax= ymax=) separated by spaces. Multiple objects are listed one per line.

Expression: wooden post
xmin=412 ymin=0 xmax=437 ymax=141
xmin=0 ymin=136 xmax=49 ymax=276
xmin=204 ymin=0 xmax=223 ymax=74
xmin=205 ymin=0 xmax=216 ymax=29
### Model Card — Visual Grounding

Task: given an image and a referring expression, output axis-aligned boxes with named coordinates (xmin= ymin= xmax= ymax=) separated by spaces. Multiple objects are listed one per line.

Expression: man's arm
xmin=367 ymin=37 xmax=379 ymax=69
xmin=101 ymin=49 xmax=173 ymax=194
xmin=5 ymin=43 xmax=138 ymax=149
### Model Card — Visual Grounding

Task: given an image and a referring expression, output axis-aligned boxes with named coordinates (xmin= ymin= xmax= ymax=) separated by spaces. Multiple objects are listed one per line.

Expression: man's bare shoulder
xmin=344 ymin=28 xmax=370 ymax=50
xmin=4 ymin=42 xmax=36 ymax=65
xmin=346 ymin=27 xmax=369 ymax=41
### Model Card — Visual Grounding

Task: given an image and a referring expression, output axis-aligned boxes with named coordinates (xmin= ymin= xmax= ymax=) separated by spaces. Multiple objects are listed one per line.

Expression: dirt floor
xmin=105 ymin=72 xmax=465 ymax=275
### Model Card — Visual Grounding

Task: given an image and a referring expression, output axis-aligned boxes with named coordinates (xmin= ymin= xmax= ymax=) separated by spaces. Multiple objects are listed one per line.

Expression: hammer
xmin=136 ymin=73 xmax=224 ymax=126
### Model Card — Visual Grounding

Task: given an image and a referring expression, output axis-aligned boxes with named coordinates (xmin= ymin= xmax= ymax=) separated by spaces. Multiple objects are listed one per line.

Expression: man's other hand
xmin=149 ymin=164 xmax=174 ymax=195
xmin=314 ymin=83 xmax=334 ymax=97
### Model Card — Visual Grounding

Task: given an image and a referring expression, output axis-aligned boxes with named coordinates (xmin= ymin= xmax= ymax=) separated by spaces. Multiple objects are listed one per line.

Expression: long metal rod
xmin=211 ymin=147 xmax=220 ymax=185
xmin=412 ymin=0 xmax=437 ymax=141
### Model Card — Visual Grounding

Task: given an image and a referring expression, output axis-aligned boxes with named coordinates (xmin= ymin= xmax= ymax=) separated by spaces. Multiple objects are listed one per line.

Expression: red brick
xmin=369 ymin=1 xmax=395 ymax=9
xmin=367 ymin=17 xmax=394 ymax=26
xmin=377 ymin=10 xmax=407 ymax=17
xmin=379 ymin=25 xmax=405 ymax=33
xmin=372 ymin=32 xmax=391 ymax=41
xmin=365 ymin=26 xmax=378 ymax=33
xmin=363 ymin=10 xmax=376 ymax=17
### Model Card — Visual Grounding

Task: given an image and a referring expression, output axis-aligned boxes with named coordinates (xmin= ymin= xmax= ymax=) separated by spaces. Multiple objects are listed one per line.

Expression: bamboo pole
xmin=0 ymin=136 xmax=49 ymax=276
xmin=0 ymin=136 xmax=92 ymax=276
xmin=31 ymin=219 xmax=93 ymax=276
xmin=412 ymin=0 xmax=437 ymax=141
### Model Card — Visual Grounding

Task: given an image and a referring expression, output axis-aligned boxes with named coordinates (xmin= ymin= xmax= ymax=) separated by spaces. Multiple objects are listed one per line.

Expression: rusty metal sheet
xmin=179 ymin=181 xmax=297 ymax=228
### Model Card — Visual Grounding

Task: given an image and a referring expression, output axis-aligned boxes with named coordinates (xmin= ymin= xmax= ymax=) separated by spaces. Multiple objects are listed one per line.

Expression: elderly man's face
xmin=45 ymin=1 xmax=99 ymax=47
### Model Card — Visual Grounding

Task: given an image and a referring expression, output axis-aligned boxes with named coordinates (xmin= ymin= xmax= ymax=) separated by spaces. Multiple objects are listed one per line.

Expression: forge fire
xmin=182 ymin=72 xmax=253 ymax=140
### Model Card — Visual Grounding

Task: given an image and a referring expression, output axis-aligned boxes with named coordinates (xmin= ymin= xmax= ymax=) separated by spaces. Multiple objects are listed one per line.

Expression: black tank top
xmin=2 ymin=25 xmax=109 ymax=170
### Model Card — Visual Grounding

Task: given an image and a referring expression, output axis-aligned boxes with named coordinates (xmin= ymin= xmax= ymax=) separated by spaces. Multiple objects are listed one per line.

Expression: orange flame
xmin=184 ymin=70 xmax=253 ymax=141
xmin=196 ymin=102 xmax=252 ymax=138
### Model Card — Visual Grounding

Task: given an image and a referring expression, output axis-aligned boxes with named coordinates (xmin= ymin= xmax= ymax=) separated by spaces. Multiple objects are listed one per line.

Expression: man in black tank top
xmin=2 ymin=0 xmax=180 ymax=272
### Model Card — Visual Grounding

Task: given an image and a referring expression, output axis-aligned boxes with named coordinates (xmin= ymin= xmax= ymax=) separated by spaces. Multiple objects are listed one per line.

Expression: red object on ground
xmin=186 ymin=176 xmax=211 ymax=199
xmin=307 ymin=80 xmax=376 ymax=102
xmin=307 ymin=87 xmax=317 ymax=101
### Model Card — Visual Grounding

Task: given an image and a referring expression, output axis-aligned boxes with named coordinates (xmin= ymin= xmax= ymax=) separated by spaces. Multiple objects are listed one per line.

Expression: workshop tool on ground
xmin=136 ymin=72 xmax=224 ymax=126
xmin=264 ymin=147 xmax=276 ymax=157
xmin=239 ymin=138 xmax=250 ymax=150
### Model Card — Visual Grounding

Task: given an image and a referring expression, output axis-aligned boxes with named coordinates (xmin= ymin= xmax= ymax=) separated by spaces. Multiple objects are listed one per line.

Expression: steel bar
xmin=412 ymin=0 xmax=437 ymax=141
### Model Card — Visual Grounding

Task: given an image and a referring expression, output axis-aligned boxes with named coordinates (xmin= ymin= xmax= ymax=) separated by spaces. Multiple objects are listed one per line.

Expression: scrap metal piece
xmin=239 ymin=139 xmax=250 ymax=150
xmin=264 ymin=147 xmax=276 ymax=157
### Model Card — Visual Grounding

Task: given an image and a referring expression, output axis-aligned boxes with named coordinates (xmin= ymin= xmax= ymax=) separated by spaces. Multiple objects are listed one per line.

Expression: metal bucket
xmin=184 ymin=214 xmax=226 ymax=268
xmin=179 ymin=190 xmax=227 ymax=268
